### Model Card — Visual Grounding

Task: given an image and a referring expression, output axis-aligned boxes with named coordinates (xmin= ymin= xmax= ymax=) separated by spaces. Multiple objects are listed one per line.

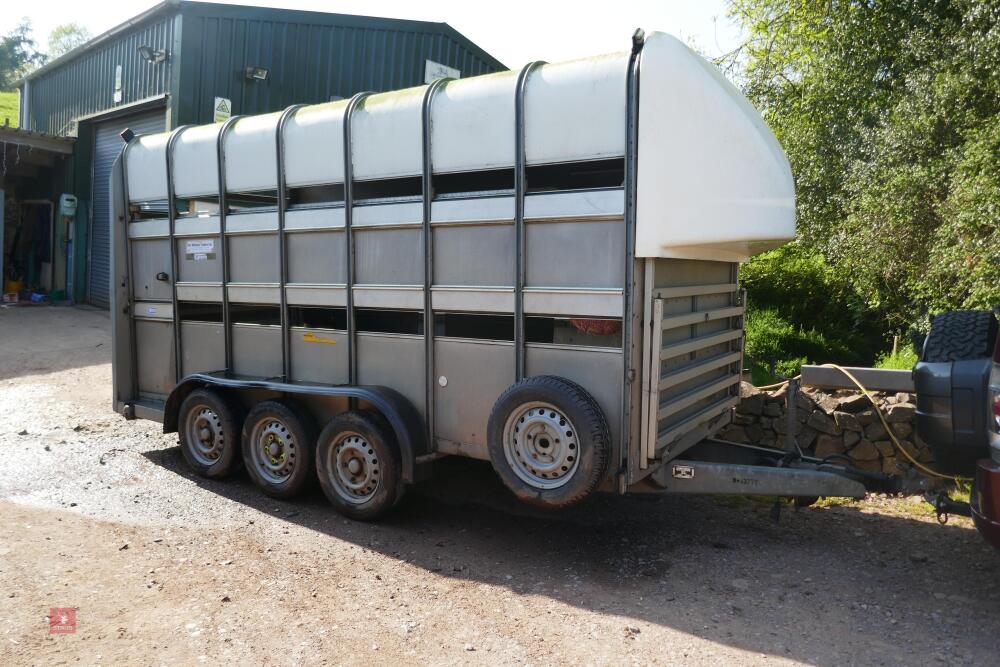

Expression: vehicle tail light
xmin=993 ymin=387 xmax=1000 ymax=432
xmin=991 ymin=362 xmax=1000 ymax=433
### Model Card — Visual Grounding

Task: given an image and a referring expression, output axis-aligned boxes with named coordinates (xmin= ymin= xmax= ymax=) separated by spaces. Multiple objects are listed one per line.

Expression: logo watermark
xmin=49 ymin=608 xmax=76 ymax=634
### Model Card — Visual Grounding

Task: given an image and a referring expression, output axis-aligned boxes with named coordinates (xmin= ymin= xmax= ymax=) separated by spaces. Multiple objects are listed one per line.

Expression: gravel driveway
xmin=1 ymin=306 xmax=997 ymax=666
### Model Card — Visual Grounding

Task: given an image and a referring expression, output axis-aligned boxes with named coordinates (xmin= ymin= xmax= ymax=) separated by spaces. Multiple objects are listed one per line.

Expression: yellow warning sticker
xmin=302 ymin=332 xmax=337 ymax=345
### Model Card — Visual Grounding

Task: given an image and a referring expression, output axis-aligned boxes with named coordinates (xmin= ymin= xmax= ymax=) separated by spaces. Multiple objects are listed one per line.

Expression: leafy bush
xmin=741 ymin=244 xmax=884 ymax=375
xmin=743 ymin=307 xmax=850 ymax=381
xmin=775 ymin=356 xmax=809 ymax=380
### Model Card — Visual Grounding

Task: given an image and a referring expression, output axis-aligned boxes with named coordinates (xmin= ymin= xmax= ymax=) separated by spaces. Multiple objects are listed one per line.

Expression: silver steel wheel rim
xmin=184 ymin=405 xmax=226 ymax=466
xmin=325 ymin=432 xmax=380 ymax=504
xmin=502 ymin=401 xmax=579 ymax=490
xmin=249 ymin=417 xmax=298 ymax=484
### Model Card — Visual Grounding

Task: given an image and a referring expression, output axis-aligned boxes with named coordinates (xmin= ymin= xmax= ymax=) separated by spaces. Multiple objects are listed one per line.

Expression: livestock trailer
xmin=111 ymin=31 xmax=875 ymax=519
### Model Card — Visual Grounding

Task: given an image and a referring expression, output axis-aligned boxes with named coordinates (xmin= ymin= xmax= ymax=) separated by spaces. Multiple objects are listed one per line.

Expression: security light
xmin=245 ymin=66 xmax=269 ymax=81
xmin=138 ymin=45 xmax=168 ymax=64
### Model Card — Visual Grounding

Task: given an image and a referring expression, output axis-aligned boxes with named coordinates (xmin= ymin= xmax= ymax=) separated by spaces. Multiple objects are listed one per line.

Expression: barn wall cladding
xmin=20 ymin=13 xmax=177 ymax=135
xmin=177 ymin=3 xmax=503 ymax=124
xmin=16 ymin=0 xmax=504 ymax=306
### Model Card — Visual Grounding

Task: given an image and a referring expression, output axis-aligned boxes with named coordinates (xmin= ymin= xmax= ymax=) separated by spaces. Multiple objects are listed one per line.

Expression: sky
xmin=2 ymin=0 xmax=744 ymax=68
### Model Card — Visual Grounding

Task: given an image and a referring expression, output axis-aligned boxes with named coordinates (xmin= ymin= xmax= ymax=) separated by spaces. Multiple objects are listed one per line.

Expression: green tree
xmin=0 ymin=19 xmax=45 ymax=90
xmin=726 ymin=0 xmax=1000 ymax=329
xmin=48 ymin=22 xmax=91 ymax=58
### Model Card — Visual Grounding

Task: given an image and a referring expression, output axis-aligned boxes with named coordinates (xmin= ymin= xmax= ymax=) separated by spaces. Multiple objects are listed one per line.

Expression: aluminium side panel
xmin=524 ymin=218 xmax=625 ymax=289
xmin=181 ymin=322 xmax=225 ymax=376
xmin=232 ymin=324 xmax=282 ymax=378
xmin=433 ymin=338 xmax=515 ymax=458
xmin=290 ymin=328 xmax=349 ymax=384
xmin=135 ymin=319 xmax=174 ymax=397
xmin=357 ymin=334 xmax=426 ymax=416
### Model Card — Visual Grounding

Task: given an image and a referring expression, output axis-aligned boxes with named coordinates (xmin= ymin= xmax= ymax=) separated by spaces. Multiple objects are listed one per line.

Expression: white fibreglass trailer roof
xmin=124 ymin=32 xmax=794 ymax=262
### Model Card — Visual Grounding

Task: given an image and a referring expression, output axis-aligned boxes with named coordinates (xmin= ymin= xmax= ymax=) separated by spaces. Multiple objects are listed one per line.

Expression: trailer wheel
xmin=242 ymin=399 xmax=316 ymax=499
xmin=315 ymin=410 xmax=402 ymax=521
xmin=487 ymin=376 xmax=610 ymax=509
xmin=177 ymin=388 xmax=245 ymax=478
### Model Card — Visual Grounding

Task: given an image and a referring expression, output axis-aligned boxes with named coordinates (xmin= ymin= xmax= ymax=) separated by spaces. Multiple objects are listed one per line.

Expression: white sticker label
xmin=424 ymin=59 xmax=460 ymax=84
xmin=147 ymin=307 xmax=157 ymax=315
xmin=185 ymin=239 xmax=216 ymax=261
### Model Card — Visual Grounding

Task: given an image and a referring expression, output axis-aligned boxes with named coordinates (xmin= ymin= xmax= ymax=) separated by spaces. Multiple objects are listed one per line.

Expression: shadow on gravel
xmin=0 ymin=306 xmax=110 ymax=380
xmin=143 ymin=444 xmax=1000 ymax=666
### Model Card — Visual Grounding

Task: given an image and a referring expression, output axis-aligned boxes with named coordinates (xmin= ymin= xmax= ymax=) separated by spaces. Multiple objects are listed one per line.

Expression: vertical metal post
xmin=165 ymin=126 xmax=192 ymax=383
xmin=785 ymin=377 xmax=799 ymax=454
xmin=514 ymin=61 xmax=545 ymax=382
xmin=119 ymin=138 xmax=139 ymax=396
xmin=343 ymin=92 xmax=371 ymax=387
xmin=734 ymin=263 xmax=747 ymax=387
xmin=276 ymin=105 xmax=305 ymax=382
xmin=621 ymin=30 xmax=645 ymax=484
xmin=421 ymin=78 xmax=450 ymax=444
xmin=216 ymin=115 xmax=243 ymax=374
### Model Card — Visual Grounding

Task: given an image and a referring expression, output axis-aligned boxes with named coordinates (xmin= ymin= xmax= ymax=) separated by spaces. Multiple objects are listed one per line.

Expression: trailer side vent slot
xmin=354 ymin=177 xmax=422 ymax=202
xmin=178 ymin=301 xmax=223 ymax=323
xmin=526 ymin=158 xmax=624 ymax=193
xmin=129 ymin=200 xmax=171 ymax=221
xmin=176 ymin=197 xmax=221 ymax=217
xmin=226 ymin=190 xmax=281 ymax=213
xmin=356 ymin=309 xmax=423 ymax=335
xmin=290 ymin=306 xmax=347 ymax=330
xmin=433 ymin=168 xmax=514 ymax=198
xmin=434 ymin=313 xmax=513 ymax=341
xmin=526 ymin=317 xmax=622 ymax=347
xmin=288 ymin=184 xmax=345 ymax=208
xmin=230 ymin=304 xmax=282 ymax=326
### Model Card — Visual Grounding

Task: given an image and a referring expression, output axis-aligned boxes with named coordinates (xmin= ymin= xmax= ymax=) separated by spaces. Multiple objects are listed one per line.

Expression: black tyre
xmin=315 ymin=410 xmax=403 ymax=521
xmin=177 ymin=388 xmax=245 ymax=478
xmin=241 ymin=399 xmax=316 ymax=499
xmin=487 ymin=375 xmax=610 ymax=509
xmin=922 ymin=311 xmax=998 ymax=363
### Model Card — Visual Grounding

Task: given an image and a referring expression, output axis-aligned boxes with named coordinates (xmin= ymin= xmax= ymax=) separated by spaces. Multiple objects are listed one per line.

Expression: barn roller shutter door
xmin=89 ymin=110 xmax=166 ymax=308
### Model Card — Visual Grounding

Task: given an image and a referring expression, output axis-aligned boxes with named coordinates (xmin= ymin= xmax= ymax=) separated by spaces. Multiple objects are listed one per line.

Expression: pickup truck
xmin=914 ymin=310 xmax=1000 ymax=548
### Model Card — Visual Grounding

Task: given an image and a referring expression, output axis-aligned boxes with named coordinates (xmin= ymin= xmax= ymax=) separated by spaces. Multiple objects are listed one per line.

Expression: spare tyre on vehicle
xmin=914 ymin=310 xmax=999 ymax=474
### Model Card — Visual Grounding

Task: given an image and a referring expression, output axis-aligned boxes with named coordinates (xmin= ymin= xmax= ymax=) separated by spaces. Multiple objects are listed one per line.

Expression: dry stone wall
xmin=720 ymin=383 xmax=931 ymax=474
